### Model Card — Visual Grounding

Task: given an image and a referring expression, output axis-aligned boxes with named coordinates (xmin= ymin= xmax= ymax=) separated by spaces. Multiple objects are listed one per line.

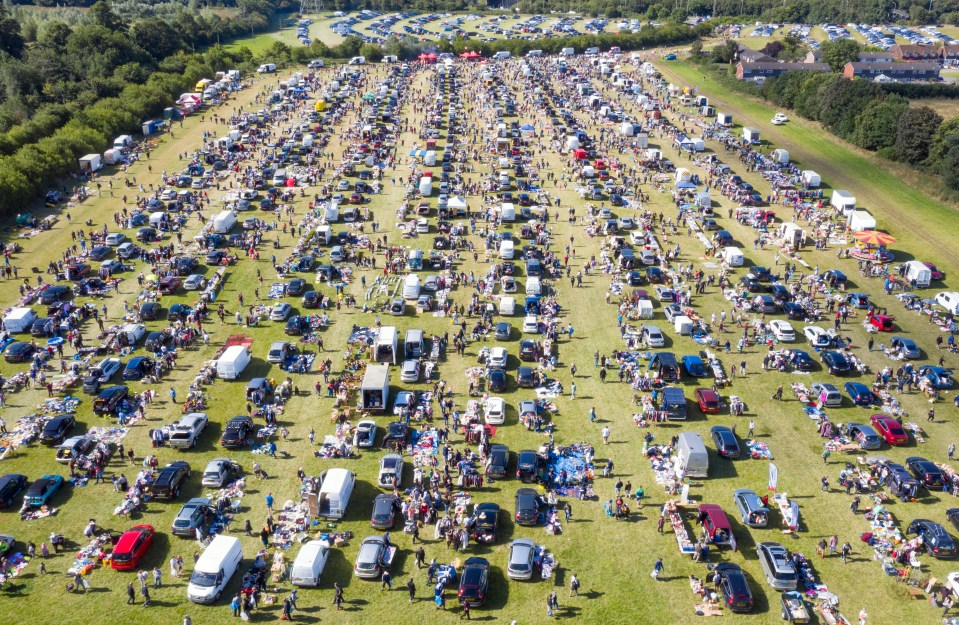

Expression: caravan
xmin=677 ymin=432 xmax=709 ymax=478
xmin=316 ymin=468 xmax=356 ymax=519
xmin=375 ymin=326 xmax=398 ymax=364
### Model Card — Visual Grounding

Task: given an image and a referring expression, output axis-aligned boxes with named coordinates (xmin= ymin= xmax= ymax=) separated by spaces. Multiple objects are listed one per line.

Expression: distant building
xmin=736 ymin=44 xmax=775 ymax=64
xmin=736 ymin=61 xmax=830 ymax=82
xmin=858 ymin=51 xmax=895 ymax=63
xmin=891 ymin=44 xmax=938 ymax=61
xmin=804 ymin=50 xmax=822 ymax=64
xmin=842 ymin=61 xmax=940 ymax=82
xmin=939 ymin=43 xmax=959 ymax=66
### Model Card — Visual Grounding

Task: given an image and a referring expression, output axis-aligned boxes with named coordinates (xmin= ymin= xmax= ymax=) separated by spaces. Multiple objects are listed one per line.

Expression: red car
xmin=695 ymin=388 xmax=722 ymax=414
xmin=349 ymin=193 xmax=365 ymax=204
xmin=924 ymin=262 xmax=945 ymax=281
xmin=111 ymin=525 xmax=155 ymax=570
xmin=870 ymin=414 xmax=909 ymax=446
xmin=868 ymin=315 xmax=894 ymax=332
xmin=158 ymin=276 xmax=182 ymax=295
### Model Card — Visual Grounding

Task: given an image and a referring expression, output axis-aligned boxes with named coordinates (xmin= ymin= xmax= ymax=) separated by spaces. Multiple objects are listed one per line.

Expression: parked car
xmin=711 ymin=426 xmax=740 ymax=458
xmin=695 ymin=389 xmax=722 ymax=414
xmin=377 ymin=454 xmax=404 ymax=489
xmin=484 ymin=397 xmax=506 ymax=424
xmin=201 ymin=458 xmax=242 ymax=488
xmin=24 ymin=475 xmax=64 ymax=507
xmin=93 ymin=385 xmax=128 ymax=415
xmin=870 ymin=414 xmax=909 ymax=445
xmin=517 ymin=450 xmax=543 ymax=483
xmin=40 ymin=415 xmax=75 ymax=445
xmin=353 ymin=420 xmax=377 ymax=448
xmin=123 ymin=356 xmax=155 ymax=380
xmin=733 ymin=489 xmax=769 ymax=527
xmin=810 ymin=383 xmax=842 ymax=407
xmin=757 ymin=542 xmax=798 ymax=590
xmin=110 ymin=525 xmax=155 ymax=570
xmin=457 ymin=557 xmax=490 ymax=607
xmin=716 ymin=563 xmax=753 ymax=613
xmin=820 ymin=351 xmax=851 ymax=375
xmin=906 ymin=456 xmax=944 ymax=489
xmin=844 ymin=382 xmax=878 ymax=407
xmin=506 ymin=538 xmax=537 ymax=580
xmin=844 ymin=423 xmax=882 ymax=450
xmin=514 ymin=487 xmax=545 ymax=526
xmin=471 ymin=503 xmax=500 ymax=543
xmin=370 ymin=494 xmax=400 ymax=529
xmin=485 ymin=444 xmax=509 ymax=478
xmin=220 ymin=416 xmax=255 ymax=448
xmin=0 ymin=474 xmax=29 ymax=508
xmin=151 ymin=462 xmax=191 ymax=500
xmin=172 ymin=498 xmax=212 ymax=537
xmin=354 ymin=535 xmax=389 ymax=579
xmin=906 ymin=519 xmax=957 ymax=558
xmin=400 ymin=359 xmax=421 ymax=383
xmin=382 ymin=422 xmax=409 ymax=449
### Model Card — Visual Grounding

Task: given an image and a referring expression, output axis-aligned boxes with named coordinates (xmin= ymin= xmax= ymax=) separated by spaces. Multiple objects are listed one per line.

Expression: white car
xmin=423 ymin=275 xmax=439 ymax=291
xmin=769 ymin=320 xmax=796 ymax=342
xmin=92 ymin=357 xmax=122 ymax=382
xmin=484 ymin=397 xmax=506 ymax=424
xmin=183 ymin=274 xmax=206 ymax=291
xmin=336 ymin=179 xmax=350 ymax=191
xmin=270 ymin=303 xmax=292 ymax=321
xmin=159 ymin=188 xmax=178 ymax=200
xmin=517 ymin=400 xmax=537 ymax=420
xmin=415 ymin=218 xmax=429 ymax=233
xmin=353 ymin=420 xmax=377 ymax=448
xmin=400 ymin=359 xmax=421 ymax=383
xmin=642 ymin=325 xmax=665 ymax=348
xmin=168 ymin=412 xmax=208 ymax=449
xmin=377 ymin=454 xmax=404 ymax=488
xmin=488 ymin=347 xmax=508 ymax=370
xmin=803 ymin=325 xmax=831 ymax=348
xmin=104 ymin=233 xmax=127 ymax=246
xmin=101 ymin=259 xmax=123 ymax=273
xmin=771 ymin=113 xmax=788 ymax=124
xmin=629 ymin=231 xmax=646 ymax=246
xmin=522 ymin=315 xmax=539 ymax=334
xmin=617 ymin=217 xmax=635 ymax=230
xmin=201 ymin=458 xmax=241 ymax=487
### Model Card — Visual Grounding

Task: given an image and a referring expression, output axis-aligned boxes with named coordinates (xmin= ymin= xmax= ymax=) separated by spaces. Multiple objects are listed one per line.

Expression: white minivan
xmin=187 ymin=535 xmax=243 ymax=604
xmin=402 ymin=274 xmax=421 ymax=300
xmin=290 ymin=540 xmax=331 ymax=587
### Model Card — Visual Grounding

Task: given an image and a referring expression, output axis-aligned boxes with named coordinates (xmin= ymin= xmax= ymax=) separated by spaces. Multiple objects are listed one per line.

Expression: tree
xmin=926 ymin=117 xmax=959 ymax=167
xmin=130 ymin=19 xmax=183 ymax=62
xmin=819 ymin=39 xmax=861 ymax=72
xmin=894 ymin=106 xmax=943 ymax=165
xmin=0 ymin=4 xmax=25 ymax=58
xmin=853 ymin=97 xmax=908 ymax=151
xmin=89 ymin=1 xmax=127 ymax=33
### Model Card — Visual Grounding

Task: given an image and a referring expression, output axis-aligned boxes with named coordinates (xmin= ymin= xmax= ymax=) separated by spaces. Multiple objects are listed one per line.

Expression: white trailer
xmin=359 ymin=364 xmax=390 ymax=411
xmin=79 ymin=154 xmax=103 ymax=173
xmin=831 ymin=190 xmax=856 ymax=214
xmin=801 ymin=170 xmax=821 ymax=187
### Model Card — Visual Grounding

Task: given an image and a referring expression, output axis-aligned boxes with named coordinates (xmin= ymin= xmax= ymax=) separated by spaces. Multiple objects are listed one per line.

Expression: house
xmin=842 ymin=61 xmax=940 ymax=82
xmin=891 ymin=44 xmax=938 ymax=61
xmin=940 ymin=43 xmax=959 ymax=65
xmin=804 ymin=50 xmax=822 ymax=64
xmin=737 ymin=44 xmax=775 ymax=64
xmin=858 ymin=51 xmax=894 ymax=63
xmin=736 ymin=62 xmax=830 ymax=82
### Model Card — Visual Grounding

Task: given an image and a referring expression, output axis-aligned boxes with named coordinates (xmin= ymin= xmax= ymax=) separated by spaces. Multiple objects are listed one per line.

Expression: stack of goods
xmin=544 ymin=443 xmax=594 ymax=497
xmin=411 ymin=429 xmax=439 ymax=466
xmin=745 ymin=440 xmax=774 ymax=459
xmin=271 ymin=500 xmax=311 ymax=550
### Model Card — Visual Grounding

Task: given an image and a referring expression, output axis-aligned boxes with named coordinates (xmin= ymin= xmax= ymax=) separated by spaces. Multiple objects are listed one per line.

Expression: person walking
xmin=651 ymin=557 xmax=664 ymax=580
xmin=841 ymin=541 xmax=852 ymax=564
xmin=570 ymin=382 xmax=576 ymax=400
xmin=548 ymin=590 xmax=559 ymax=616
xmin=281 ymin=597 xmax=293 ymax=621
xmin=657 ymin=515 xmax=665 ymax=533
xmin=601 ymin=426 xmax=610 ymax=444
xmin=265 ymin=492 xmax=274 ymax=511
xmin=564 ymin=501 xmax=572 ymax=523
xmin=460 ymin=600 xmax=471 ymax=620
xmin=821 ymin=476 xmax=830 ymax=492
xmin=772 ymin=385 xmax=783 ymax=401
xmin=231 ymin=593 xmax=241 ymax=617
xmin=141 ymin=584 xmax=151 ymax=607
xmin=170 ymin=387 xmax=177 ymax=404
xmin=949 ymin=443 xmax=956 ymax=460
xmin=381 ymin=570 xmax=392 ymax=590
xmin=828 ymin=535 xmax=838 ymax=556
xmin=858 ymin=607 xmax=867 ymax=625
xmin=588 ymin=407 xmax=596 ymax=422
xmin=333 ymin=582 xmax=344 ymax=610
xmin=152 ymin=566 xmax=162 ymax=588
xmin=748 ymin=420 xmax=755 ymax=438
xmin=127 ymin=582 xmax=136 ymax=605
xmin=569 ymin=573 xmax=580 ymax=597
xmin=929 ymin=408 xmax=936 ymax=423
xmin=407 ymin=577 xmax=416 ymax=603
xmin=415 ymin=546 xmax=426 ymax=569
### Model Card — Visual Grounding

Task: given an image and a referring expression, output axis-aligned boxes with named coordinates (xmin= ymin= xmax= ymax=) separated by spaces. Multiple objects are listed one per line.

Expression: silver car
xmin=354 ymin=535 xmax=388 ymax=579
xmin=400 ymin=359 xmax=421 ymax=383
xmin=506 ymin=538 xmax=537 ymax=580
xmin=183 ymin=274 xmax=206 ymax=291
xmin=270 ymin=303 xmax=292 ymax=321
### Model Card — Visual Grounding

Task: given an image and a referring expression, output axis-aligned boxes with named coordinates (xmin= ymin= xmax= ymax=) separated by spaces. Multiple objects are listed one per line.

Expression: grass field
xmin=0 ymin=52 xmax=958 ymax=625
xmin=918 ymin=98 xmax=959 ymax=119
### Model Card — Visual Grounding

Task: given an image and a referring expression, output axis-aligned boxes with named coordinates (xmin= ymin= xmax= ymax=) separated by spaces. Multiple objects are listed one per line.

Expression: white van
xmin=677 ymin=432 xmax=709 ymax=479
xmin=404 ymin=329 xmax=425 ymax=359
xmin=499 ymin=240 xmax=515 ymax=259
xmin=212 ymin=210 xmax=237 ymax=234
xmin=316 ymin=468 xmax=355 ymax=519
xmin=500 ymin=203 xmax=516 ymax=222
xmin=493 ymin=51 xmax=511 ymax=61
xmin=526 ymin=49 xmax=543 ymax=57
xmin=402 ymin=274 xmax=421 ymax=299
xmin=525 ymin=277 xmax=541 ymax=296
xmin=216 ymin=345 xmax=251 ymax=380
xmin=272 ymin=169 xmax=287 ymax=186
xmin=561 ymin=47 xmax=575 ymax=56
xmin=257 ymin=63 xmax=277 ymax=73
xmin=187 ymin=535 xmax=243 ymax=603
xmin=382 ymin=55 xmax=398 ymax=63
xmin=314 ymin=225 xmax=331 ymax=244
xmin=290 ymin=540 xmax=331 ymax=587
xmin=936 ymin=291 xmax=959 ymax=315
xmin=722 ymin=246 xmax=744 ymax=267
xmin=3 ymin=307 xmax=37 ymax=333
xmin=348 ymin=56 xmax=366 ymax=65
xmin=904 ymin=260 xmax=932 ymax=287
xmin=499 ymin=296 xmax=515 ymax=316
xmin=119 ymin=323 xmax=146 ymax=346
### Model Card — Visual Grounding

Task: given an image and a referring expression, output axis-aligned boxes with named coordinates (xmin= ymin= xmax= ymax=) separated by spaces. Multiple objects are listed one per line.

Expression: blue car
xmin=844 ymin=382 xmax=878 ymax=407
xmin=921 ymin=366 xmax=955 ymax=389
xmin=682 ymin=355 xmax=708 ymax=378
xmin=889 ymin=336 xmax=921 ymax=360
xmin=24 ymin=475 xmax=64 ymax=507
xmin=821 ymin=351 xmax=851 ymax=375
xmin=123 ymin=356 xmax=155 ymax=381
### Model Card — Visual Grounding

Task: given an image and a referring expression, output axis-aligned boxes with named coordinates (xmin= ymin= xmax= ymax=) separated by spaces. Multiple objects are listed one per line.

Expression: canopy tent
xmin=409 ymin=149 xmax=429 ymax=157
xmin=852 ymin=230 xmax=895 ymax=246
xmin=448 ymin=196 xmax=468 ymax=211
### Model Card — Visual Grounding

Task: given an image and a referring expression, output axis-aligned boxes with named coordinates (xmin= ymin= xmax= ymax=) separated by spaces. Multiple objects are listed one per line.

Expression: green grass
xmin=0 ymin=56 xmax=958 ymax=625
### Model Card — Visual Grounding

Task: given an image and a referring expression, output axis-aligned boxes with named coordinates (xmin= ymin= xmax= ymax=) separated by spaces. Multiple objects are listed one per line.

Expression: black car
xmin=221 ymin=416 xmax=255 ymax=448
xmin=140 ymin=302 xmax=162 ymax=321
xmin=168 ymin=304 xmax=192 ymax=322
xmin=40 ymin=286 xmax=72 ymax=305
xmin=716 ymin=563 xmax=754 ymax=613
xmin=517 ymin=450 xmax=543 ymax=483
xmin=471 ymin=502 xmax=500 ymax=543
xmin=906 ymin=457 xmax=944 ymax=489
xmin=370 ymin=494 xmax=400 ymax=529
xmin=302 ymin=291 xmax=321 ymax=308
xmin=519 ymin=339 xmax=537 ymax=362
xmin=40 ymin=415 xmax=76 ymax=445
xmin=457 ymin=557 xmax=490 ymax=607
xmin=486 ymin=444 xmax=509 ymax=479
xmin=494 ymin=322 xmax=512 ymax=341
xmin=907 ymin=519 xmax=957 ymax=558
xmin=205 ymin=250 xmax=228 ymax=265
xmin=627 ymin=270 xmax=643 ymax=286
xmin=5 ymin=343 xmax=36 ymax=363
xmin=514 ymin=487 xmax=545 ymax=526
xmin=517 ymin=366 xmax=537 ymax=388
xmin=488 ymin=370 xmax=507 ymax=392
xmin=93 ymin=386 xmax=129 ymax=415
xmin=137 ymin=227 xmax=158 ymax=243
xmin=710 ymin=426 xmax=741 ymax=459
xmin=821 ymin=351 xmax=851 ymax=375
xmin=781 ymin=301 xmax=807 ymax=320
xmin=383 ymin=422 xmax=409 ymax=449
xmin=31 ymin=318 xmax=57 ymax=338
xmin=151 ymin=462 xmax=191 ymax=500
xmin=0 ymin=474 xmax=29 ymax=508
xmin=285 ymin=315 xmax=311 ymax=336
xmin=145 ymin=332 xmax=173 ymax=352
xmin=123 ymin=357 xmax=155 ymax=381
xmin=175 ymin=257 xmax=198 ymax=276
xmin=288 ymin=278 xmax=307 ymax=296
xmin=767 ymin=283 xmax=791 ymax=302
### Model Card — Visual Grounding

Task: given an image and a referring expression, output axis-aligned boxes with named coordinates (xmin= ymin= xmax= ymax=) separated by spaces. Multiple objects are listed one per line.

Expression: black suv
xmin=220 ymin=416 xmax=255 ymax=448
xmin=151 ymin=462 xmax=191 ymax=500
xmin=93 ymin=386 xmax=129 ymax=415
xmin=40 ymin=415 xmax=75 ymax=445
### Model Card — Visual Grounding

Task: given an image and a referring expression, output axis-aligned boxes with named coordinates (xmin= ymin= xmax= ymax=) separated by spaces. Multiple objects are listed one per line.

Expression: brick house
xmin=842 ymin=61 xmax=940 ymax=82
xmin=736 ymin=62 xmax=830 ymax=82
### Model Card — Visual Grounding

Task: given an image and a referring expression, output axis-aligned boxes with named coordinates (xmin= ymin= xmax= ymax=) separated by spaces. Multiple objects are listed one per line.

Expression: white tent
xmin=848 ymin=210 xmax=876 ymax=232
xmin=674 ymin=316 xmax=693 ymax=335
xmin=448 ymin=196 xmax=468 ymax=212
xmin=675 ymin=167 xmax=692 ymax=183
xmin=620 ymin=122 xmax=635 ymax=136
xmin=771 ymin=148 xmax=789 ymax=165
xmin=801 ymin=170 xmax=821 ymax=188
xmin=636 ymin=299 xmax=654 ymax=318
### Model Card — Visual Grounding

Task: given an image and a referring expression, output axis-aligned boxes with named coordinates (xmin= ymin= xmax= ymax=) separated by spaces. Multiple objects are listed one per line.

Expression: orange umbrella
xmin=852 ymin=230 xmax=896 ymax=247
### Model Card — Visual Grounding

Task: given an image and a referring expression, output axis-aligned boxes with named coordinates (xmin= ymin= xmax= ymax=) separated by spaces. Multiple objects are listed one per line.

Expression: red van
xmin=699 ymin=504 xmax=734 ymax=548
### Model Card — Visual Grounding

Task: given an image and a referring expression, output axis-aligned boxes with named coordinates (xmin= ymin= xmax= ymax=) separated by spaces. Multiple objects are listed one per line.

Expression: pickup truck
xmin=167 ymin=413 xmax=208 ymax=449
